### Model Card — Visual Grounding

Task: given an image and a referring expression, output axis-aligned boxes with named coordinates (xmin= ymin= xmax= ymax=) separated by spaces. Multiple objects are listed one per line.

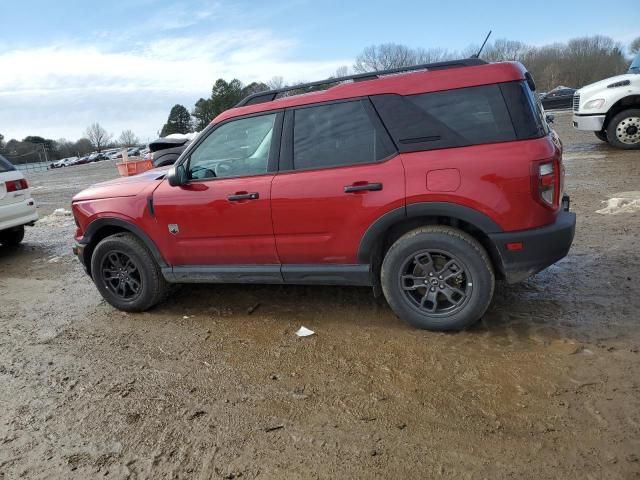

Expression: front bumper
xmin=489 ymin=198 xmax=576 ymax=284
xmin=572 ymin=114 xmax=605 ymax=131
xmin=72 ymin=242 xmax=89 ymax=275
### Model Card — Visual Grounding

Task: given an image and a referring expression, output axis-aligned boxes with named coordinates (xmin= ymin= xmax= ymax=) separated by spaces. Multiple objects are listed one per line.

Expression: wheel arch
xmin=358 ymin=202 xmax=505 ymax=282
xmin=604 ymin=95 xmax=640 ymax=128
xmin=80 ymin=218 xmax=168 ymax=276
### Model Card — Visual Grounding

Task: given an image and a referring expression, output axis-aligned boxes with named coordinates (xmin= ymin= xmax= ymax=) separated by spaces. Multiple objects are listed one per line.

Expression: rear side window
xmin=499 ymin=81 xmax=548 ymax=139
xmin=0 ymin=154 xmax=16 ymax=172
xmin=372 ymin=82 xmax=544 ymax=153
xmin=292 ymin=99 xmax=395 ymax=170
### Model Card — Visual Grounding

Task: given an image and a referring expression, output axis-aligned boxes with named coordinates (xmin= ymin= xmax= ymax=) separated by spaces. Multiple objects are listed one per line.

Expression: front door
xmin=153 ymin=111 xmax=282 ymax=267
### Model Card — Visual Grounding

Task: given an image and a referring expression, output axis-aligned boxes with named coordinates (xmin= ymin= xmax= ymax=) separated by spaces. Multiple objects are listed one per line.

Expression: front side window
xmin=188 ymin=113 xmax=276 ymax=180
xmin=293 ymin=99 xmax=394 ymax=170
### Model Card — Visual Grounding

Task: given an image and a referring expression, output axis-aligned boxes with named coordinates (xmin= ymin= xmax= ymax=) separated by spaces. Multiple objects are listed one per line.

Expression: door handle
xmin=228 ymin=192 xmax=259 ymax=201
xmin=344 ymin=182 xmax=383 ymax=193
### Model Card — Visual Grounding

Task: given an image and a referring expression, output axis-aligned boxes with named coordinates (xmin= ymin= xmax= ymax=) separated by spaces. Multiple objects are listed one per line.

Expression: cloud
xmin=0 ymin=29 xmax=350 ymax=141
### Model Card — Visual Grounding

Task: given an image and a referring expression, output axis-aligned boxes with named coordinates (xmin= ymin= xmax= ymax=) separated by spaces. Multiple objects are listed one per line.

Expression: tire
xmin=381 ymin=226 xmax=494 ymax=331
xmin=606 ymin=109 xmax=640 ymax=150
xmin=594 ymin=130 xmax=607 ymax=142
xmin=90 ymin=233 xmax=169 ymax=312
xmin=0 ymin=226 xmax=25 ymax=247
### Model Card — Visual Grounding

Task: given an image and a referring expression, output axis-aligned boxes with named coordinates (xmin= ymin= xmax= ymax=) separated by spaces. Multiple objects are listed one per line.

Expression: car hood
xmin=577 ymin=73 xmax=639 ymax=96
xmin=72 ymin=166 xmax=170 ymax=201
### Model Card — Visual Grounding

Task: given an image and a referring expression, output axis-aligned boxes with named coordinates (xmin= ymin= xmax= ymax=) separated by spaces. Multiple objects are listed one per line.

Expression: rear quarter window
xmin=0 ymin=154 xmax=16 ymax=172
xmin=371 ymin=82 xmax=546 ymax=153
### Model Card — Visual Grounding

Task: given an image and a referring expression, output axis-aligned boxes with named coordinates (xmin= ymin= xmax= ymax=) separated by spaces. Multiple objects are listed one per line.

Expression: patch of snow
xmin=596 ymin=191 xmax=640 ymax=215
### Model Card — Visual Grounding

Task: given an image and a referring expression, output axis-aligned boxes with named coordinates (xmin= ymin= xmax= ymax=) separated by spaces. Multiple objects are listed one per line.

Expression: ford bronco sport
xmin=72 ymin=59 xmax=576 ymax=331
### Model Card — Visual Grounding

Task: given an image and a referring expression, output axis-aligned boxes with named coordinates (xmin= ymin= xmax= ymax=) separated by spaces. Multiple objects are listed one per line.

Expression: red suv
xmin=72 ymin=59 xmax=575 ymax=331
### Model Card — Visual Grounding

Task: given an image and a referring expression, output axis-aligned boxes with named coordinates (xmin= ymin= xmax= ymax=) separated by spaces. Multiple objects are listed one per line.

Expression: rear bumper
xmin=0 ymin=198 xmax=38 ymax=232
xmin=572 ymin=114 xmax=605 ymax=131
xmin=489 ymin=199 xmax=576 ymax=284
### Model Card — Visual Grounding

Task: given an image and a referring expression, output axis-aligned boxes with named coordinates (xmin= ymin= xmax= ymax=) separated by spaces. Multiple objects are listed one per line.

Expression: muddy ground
xmin=1 ymin=113 xmax=639 ymax=479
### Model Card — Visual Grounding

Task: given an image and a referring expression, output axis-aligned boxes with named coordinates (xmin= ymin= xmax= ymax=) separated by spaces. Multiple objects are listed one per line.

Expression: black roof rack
xmin=235 ymin=58 xmax=487 ymax=108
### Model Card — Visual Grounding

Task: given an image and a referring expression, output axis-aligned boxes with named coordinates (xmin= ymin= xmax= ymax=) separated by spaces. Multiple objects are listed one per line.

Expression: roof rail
xmin=235 ymin=58 xmax=488 ymax=108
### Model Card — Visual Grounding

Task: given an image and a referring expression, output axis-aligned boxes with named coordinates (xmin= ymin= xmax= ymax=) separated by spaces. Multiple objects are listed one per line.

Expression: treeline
xmin=160 ymin=34 xmax=638 ymax=135
xmin=0 ymin=126 xmax=140 ymax=164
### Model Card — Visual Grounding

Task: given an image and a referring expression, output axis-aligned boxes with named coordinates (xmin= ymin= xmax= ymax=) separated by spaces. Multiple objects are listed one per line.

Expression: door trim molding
xmin=162 ymin=264 xmax=372 ymax=286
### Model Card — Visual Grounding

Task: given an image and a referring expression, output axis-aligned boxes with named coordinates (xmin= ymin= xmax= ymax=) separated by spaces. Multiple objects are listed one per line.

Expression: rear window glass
xmin=0 ymin=154 xmax=16 ymax=172
xmin=293 ymin=99 xmax=395 ymax=170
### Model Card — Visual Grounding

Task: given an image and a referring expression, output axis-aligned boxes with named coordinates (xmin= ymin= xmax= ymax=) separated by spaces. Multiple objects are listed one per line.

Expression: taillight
xmin=532 ymin=160 xmax=560 ymax=209
xmin=5 ymin=179 xmax=28 ymax=192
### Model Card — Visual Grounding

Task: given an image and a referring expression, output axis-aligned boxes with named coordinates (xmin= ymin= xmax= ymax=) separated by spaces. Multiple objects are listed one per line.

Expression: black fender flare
xmin=80 ymin=218 xmax=168 ymax=268
xmin=357 ymin=202 xmax=503 ymax=263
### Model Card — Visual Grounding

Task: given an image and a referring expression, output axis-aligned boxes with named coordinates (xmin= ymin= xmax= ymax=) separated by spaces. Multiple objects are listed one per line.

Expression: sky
xmin=0 ymin=0 xmax=637 ymax=143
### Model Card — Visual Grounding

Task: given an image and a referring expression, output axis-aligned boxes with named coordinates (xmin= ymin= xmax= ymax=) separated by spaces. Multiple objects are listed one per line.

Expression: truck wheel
xmin=0 ymin=226 xmax=25 ymax=247
xmin=91 ymin=233 xmax=169 ymax=312
xmin=606 ymin=109 xmax=640 ymax=149
xmin=594 ymin=130 xmax=607 ymax=142
xmin=381 ymin=226 xmax=494 ymax=331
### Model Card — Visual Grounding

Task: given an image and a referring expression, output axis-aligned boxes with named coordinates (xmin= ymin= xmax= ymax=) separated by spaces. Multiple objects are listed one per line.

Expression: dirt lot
xmin=1 ymin=113 xmax=639 ymax=479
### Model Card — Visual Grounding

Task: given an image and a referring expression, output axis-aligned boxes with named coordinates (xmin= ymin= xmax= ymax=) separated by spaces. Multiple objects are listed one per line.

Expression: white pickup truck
xmin=572 ymin=53 xmax=640 ymax=149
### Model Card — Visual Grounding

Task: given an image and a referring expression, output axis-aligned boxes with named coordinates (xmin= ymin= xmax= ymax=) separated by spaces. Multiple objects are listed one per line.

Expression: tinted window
xmin=500 ymin=81 xmax=548 ymax=139
xmin=189 ymin=113 xmax=276 ymax=180
xmin=293 ymin=99 xmax=394 ymax=170
xmin=0 ymin=154 xmax=16 ymax=172
xmin=372 ymin=84 xmax=517 ymax=152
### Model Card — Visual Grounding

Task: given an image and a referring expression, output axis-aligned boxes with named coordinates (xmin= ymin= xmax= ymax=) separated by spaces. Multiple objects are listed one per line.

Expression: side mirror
xmin=546 ymin=113 xmax=555 ymax=124
xmin=167 ymin=163 xmax=187 ymax=187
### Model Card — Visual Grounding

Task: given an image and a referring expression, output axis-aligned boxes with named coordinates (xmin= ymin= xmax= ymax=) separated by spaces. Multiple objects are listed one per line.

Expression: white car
xmin=52 ymin=157 xmax=78 ymax=168
xmin=0 ymin=154 xmax=38 ymax=246
xmin=572 ymin=52 xmax=640 ymax=149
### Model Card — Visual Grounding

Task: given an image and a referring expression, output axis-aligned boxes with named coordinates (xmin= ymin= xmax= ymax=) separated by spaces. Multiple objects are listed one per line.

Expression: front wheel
xmin=606 ymin=109 xmax=640 ymax=149
xmin=91 ymin=233 xmax=169 ymax=312
xmin=381 ymin=226 xmax=495 ymax=331
xmin=0 ymin=226 xmax=25 ymax=247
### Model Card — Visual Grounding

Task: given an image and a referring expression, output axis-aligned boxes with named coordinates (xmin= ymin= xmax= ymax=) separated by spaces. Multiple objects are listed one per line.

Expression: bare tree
xmin=630 ymin=37 xmax=640 ymax=55
xmin=353 ymin=43 xmax=458 ymax=73
xmin=482 ymin=39 xmax=529 ymax=62
xmin=118 ymin=129 xmax=139 ymax=148
xmin=353 ymin=43 xmax=416 ymax=72
xmin=85 ymin=123 xmax=113 ymax=153
xmin=267 ymin=76 xmax=285 ymax=89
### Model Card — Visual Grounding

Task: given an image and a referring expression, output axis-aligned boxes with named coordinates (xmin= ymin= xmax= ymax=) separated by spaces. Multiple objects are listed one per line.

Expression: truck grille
xmin=573 ymin=93 xmax=580 ymax=112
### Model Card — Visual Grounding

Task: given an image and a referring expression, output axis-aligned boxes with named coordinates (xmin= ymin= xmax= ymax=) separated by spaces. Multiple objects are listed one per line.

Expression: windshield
xmin=0 ymin=154 xmax=16 ymax=172
xmin=630 ymin=53 xmax=640 ymax=74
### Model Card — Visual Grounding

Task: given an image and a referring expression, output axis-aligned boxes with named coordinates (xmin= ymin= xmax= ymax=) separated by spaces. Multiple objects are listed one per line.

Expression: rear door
xmin=271 ymin=98 xmax=404 ymax=270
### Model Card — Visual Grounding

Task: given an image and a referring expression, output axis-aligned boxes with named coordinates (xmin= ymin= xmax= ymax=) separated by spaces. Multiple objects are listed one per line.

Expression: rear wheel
xmin=381 ymin=226 xmax=494 ymax=331
xmin=606 ymin=109 xmax=640 ymax=149
xmin=594 ymin=130 xmax=607 ymax=142
xmin=91 ymin=233 xmax=169 ymax=312
xmin=0 ymin=226 xmax=25 ymax=247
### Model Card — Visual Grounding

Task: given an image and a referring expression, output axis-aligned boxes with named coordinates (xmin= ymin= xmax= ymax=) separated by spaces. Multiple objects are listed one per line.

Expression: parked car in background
xmin=0 ymin=154 xmax=38 ymax=246
xmin=540 ymin=87 xmax=576 ymax=110
xmin=572 ymin=52 xmax=640 ymax=149
xmin=50 ymin=157 xmax=78 ymax=168
xmin=149 ymin=136 xmax=192 ymax=167
xmin=88 ymin=152 xmax=109 ymax=162
xmin=72 ymin=59 xmax=575 ymax=331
